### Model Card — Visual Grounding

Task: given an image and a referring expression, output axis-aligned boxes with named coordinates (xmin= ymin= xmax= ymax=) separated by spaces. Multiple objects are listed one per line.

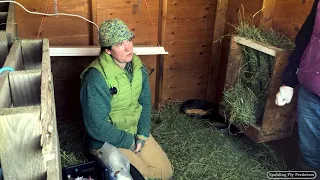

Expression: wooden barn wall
xmin=272 ymin=0 xmax=313 ymax=40
xmin=162 ymin=0 xmax=216 ymax=101
xmin=15 ymin=0 xmax=91 ymax=45
xmin=14 ymin=0 xmax=217 ymax=121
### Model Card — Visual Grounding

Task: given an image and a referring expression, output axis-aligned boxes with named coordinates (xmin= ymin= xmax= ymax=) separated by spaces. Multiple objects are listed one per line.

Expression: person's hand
xmin=134 ymin=138 xmax=145 ymax=154
xmin=275 ymin=86 xmax=294 ymax=106
xmin=129 ymin=137 xmax=136 ymax=152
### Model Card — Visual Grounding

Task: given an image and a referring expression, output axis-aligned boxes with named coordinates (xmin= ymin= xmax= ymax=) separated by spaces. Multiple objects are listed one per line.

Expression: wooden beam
xmin=6 ymin=2 xmax=17 ymax=47
xmin=260 ymin=0 xmax=277 ymax=30
xmin=0 ymin=106 xmax=46 ymax=179
xmin=44 ymin=73 xmax=62 ymax=180
xmin=155 ymin=0 xmax=168 ymax=109
xmin=206 ymin=0 xmax=229 ymax=103
xmin=90 ymin=0 xmax=98 ymax=45
xmin=233 ymin=36 xmax=282 ymax=56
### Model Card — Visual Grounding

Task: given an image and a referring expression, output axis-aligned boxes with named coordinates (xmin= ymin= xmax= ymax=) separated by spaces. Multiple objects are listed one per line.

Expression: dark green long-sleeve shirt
xmin=80 ymin=64 xmax=151 ymax=150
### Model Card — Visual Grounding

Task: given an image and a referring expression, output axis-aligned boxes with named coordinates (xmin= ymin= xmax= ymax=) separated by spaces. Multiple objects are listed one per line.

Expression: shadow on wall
xmin=51 ymin=56 xmax=94 ymax=122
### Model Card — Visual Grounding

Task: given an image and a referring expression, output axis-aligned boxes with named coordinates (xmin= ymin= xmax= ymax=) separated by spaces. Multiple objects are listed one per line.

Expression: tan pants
xmin=119 ymin=135 xmax=173 ymax=180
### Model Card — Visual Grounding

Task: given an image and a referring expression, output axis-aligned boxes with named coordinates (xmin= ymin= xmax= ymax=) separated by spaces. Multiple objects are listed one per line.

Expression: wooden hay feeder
xmin=220 ymin=35 xmax=297 ymax=143
xmin=0 ymin=39 xmax=61 ymax=179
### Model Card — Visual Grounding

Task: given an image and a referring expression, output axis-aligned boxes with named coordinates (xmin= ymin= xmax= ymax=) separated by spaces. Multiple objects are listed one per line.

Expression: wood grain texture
xmin=155 ymin=0 xmax=167 ymax=109
xmin=9 ymin=70 xmax=41 ymax=107
xmin=260 ymin=51 xmax=297 ymax=142
xmin=90 ymin=0 xmax=98 ymax=45
xmin=40 ymin=39 xmax=53 ymax=153
xmin=272 ymin=0 xmax=313 ymax=40
xmin=222 ymin=36 xmax=242 ymax=91
xmin=163 ymin=0 xmax=216 ymax=101
xmin=97 ymin=0 xmax=159 ymax=45
xmin=225 ymin=0 xmax=263 ymax=33
xmin=260 ymin=0 xmax=276 ymax=30
xmin=15 ymin=0 xmax=91 ymax=45
xmin=21 ymin=40 xmax=43 ymax=70
xmin=206 ymin=0 xmax=229 ymax=102
xmin=6 ymin=2 xmax=17 ymax=47
xmin=43 ymin=73 xmax=62 ymax=180
xmin=0 ymin=106 xmax=46 ymax=180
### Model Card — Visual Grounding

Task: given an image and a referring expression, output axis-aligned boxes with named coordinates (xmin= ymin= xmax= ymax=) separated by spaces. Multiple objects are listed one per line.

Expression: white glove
xmin=275 ymin=86 xmax=294 ymax=106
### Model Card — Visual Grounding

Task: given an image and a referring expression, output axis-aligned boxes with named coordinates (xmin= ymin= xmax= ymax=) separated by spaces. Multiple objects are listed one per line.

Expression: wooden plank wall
xmin=163 ymin=0 xmax=216 ymax=101
xmin=13 ymin=0 xmax=315 ymax=120
xmin=15 ymin=0 xmax=91 ymax=45
xmin=14 ymin=0 xmax=218 ymax=121
xmin=272 ymin=0 xmax=313 ymax=40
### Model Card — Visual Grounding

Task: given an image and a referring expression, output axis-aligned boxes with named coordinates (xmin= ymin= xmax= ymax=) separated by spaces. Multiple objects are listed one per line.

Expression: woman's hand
xmin=134 ymin=138 xmax=145 ymax=154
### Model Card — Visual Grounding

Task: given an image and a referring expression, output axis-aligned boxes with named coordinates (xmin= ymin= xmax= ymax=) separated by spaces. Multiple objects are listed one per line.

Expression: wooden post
xmin=6 ymin=2 xmax=17 ymax=47
xmin=206 ymin=0 xmax=229 ymax=103
xmin=260 ymin=0 xmax=277 ymax=30
xmin=155 ymin=0 xmax=167 ymax=109
xmin=90 ymin=0 xmax=98 ymax=45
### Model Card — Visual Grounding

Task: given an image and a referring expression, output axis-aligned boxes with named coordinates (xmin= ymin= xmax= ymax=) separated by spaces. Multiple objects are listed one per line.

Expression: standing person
xmin=80 ymin=18 xmax=173 ymax=180
xmin=275 ymin=0 xmax=320 ymax=175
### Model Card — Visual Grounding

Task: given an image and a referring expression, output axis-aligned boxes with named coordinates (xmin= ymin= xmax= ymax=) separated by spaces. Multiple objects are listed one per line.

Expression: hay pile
xmin=58 ymin=103 xmax=286 ymax=179
xmin=222 ymin=6 xmax=295 ymax=127
xmin=151 ymin=103 xmax=286 ymax=179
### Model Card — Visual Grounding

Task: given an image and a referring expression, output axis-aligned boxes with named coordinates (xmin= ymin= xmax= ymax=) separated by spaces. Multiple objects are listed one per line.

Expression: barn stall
xmin=0 ymin=0 xmax=316 ymax=179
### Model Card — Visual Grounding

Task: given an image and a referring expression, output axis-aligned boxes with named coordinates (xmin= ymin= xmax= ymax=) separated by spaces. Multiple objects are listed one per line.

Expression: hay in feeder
xmin=222 ymin=6 xmax=294 ymax=127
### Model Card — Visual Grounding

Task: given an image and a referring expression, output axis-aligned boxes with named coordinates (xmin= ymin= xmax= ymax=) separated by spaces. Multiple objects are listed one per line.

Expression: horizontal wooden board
xmin=163 ymin=70 xmax=208 ymax=87
xmin=165 ymin=22 xmax=213 ymax=41
xmin=162 ymin=83 xmax=207 ymax=101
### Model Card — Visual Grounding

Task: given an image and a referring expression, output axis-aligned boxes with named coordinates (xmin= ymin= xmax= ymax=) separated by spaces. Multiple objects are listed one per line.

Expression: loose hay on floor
xmin=58 ymin=103 xmax=286 ymax=179
xmin=151 ymin=103 xmax=286 ymax=180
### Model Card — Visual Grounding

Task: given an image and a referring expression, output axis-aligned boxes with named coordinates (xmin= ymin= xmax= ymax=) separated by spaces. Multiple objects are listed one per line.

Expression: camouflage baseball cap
xmin=99 ymin=18 xmax=134 ymax=47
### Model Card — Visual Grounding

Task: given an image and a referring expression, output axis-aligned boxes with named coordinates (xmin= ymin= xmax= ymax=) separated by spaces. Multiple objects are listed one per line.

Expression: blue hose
xmin=0 ymin=67 xmax=15 ymax=74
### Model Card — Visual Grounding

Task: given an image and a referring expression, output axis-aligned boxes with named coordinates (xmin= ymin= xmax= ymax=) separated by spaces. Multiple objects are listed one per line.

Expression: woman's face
xmin=106 ymin=39 xmax=134 ymax=63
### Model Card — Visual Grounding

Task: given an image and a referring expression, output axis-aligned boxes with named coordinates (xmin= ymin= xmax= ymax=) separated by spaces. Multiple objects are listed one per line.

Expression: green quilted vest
xmin=81 ymin=52 xmax=143 ymax=135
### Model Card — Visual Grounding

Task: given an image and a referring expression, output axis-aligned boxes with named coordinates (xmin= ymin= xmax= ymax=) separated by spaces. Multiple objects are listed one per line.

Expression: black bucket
xmin=180 ymin=99 xmax=240 ymax=133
